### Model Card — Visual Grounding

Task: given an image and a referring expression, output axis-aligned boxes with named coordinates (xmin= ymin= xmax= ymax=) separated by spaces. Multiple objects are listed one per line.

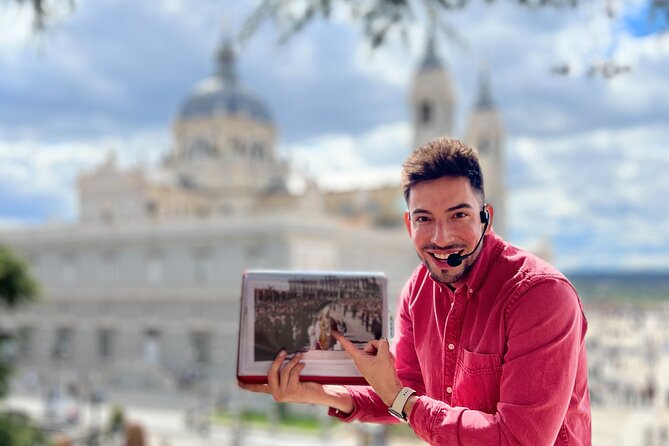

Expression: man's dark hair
xmin=401 ymin=138 xmax=485 ymax=204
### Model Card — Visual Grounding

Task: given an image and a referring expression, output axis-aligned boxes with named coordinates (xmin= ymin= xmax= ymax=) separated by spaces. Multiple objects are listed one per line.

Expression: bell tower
xmin=464 ymin=67 xmax=506 ymax=237
xmin=410 ymin=35 xmax=456 ymax=150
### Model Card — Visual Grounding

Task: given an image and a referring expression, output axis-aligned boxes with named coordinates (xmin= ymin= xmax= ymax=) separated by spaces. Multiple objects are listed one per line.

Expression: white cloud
xmin=284 ymin=121 xmax=410 ymax=190
xmin=55 ymin=50 xmax=126 ymax=104
xmin=0 ymin=4 xmax=33 ymax=51
xmin=309 ymin=165 xmax=402 ymax=192
xmin=287 ymin=134 xmax=366 ymax=173
xmin=508 ymin=121 xmax=668 ymax=269
xmin=0 ymin=129 xmax=169 ymax=221
xmin=353 ymin=36 xmax=415 ymax=88
xmin=358 ymin=121 xmax=411 ymax=158
xmin=509 ymin=136 xmax=561 ymax=184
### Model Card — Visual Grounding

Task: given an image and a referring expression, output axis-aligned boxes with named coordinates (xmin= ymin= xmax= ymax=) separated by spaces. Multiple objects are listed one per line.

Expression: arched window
xmin=187 ymin=138 xmax=216 ymax=160
xmin=250 ymin=143 xmax=265 ymax=161
xmin=420 ymin=101 xmax=432 ymax=124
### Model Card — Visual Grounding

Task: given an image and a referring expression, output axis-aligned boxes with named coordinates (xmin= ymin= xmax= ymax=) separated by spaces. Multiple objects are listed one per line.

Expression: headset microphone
xmin=445 ymin=208 xmax=490 ymax=268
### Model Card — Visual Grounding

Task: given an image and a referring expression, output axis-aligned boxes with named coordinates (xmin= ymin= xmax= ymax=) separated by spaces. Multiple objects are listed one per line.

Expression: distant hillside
xmin=565 ymin=271 xmax=669 ymax=302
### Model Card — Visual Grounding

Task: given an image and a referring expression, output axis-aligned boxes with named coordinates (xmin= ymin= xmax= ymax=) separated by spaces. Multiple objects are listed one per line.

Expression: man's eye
xmin=453 ymin=212 xmax=468 ymax=219
xmin=415 ymin=216 xmax=430 ymax=223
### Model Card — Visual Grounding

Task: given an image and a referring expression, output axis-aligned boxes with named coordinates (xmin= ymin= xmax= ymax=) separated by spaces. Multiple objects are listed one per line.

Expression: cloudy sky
xmin=0 ymin=0 xmax=667 ymax=272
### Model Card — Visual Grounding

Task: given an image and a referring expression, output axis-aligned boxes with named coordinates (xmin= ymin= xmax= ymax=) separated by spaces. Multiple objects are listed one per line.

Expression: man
xmin=240 ymin=138 xmax=591 ymax=445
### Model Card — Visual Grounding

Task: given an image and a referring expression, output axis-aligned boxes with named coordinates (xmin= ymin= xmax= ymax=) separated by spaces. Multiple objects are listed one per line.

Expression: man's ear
xmin=404 ymin=211 xmax=412 ymax=237
xmin=484 ymin=204 xmax=494 ymax=235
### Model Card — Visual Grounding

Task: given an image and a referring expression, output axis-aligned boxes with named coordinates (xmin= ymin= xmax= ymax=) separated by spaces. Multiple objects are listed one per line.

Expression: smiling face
xmin=404 ymin=176 xmax=492 ymax=285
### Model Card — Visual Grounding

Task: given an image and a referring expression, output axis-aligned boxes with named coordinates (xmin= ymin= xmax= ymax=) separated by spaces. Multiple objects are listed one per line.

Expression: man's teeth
xmin=433 ymin=253 xmax=450 ymax=260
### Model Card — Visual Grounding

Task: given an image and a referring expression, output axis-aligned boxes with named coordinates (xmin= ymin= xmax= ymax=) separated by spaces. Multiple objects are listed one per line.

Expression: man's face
xmin=404 ymin=176 xmax=489 ymax=285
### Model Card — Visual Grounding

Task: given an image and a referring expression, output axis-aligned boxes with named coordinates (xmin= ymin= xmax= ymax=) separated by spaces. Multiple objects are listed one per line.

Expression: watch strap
xmin=388 ymin=387 xmax=415 ymax=422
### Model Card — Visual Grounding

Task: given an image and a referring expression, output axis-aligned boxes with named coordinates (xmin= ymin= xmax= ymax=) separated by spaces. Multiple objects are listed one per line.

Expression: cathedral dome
xmin=177 ymin=40 xmax=273 ymax=123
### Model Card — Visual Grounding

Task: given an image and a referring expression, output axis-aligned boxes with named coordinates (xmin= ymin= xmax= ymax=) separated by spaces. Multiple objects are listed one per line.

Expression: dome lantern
xmin=217 ymin=39 xmax=237 ymax=85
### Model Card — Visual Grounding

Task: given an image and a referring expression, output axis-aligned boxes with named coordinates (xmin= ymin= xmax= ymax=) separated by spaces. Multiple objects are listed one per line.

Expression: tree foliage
xmin=0 ymin=413 xmax=49 ymax=446
xmin=9 ymin=0 xmax=668 ymax=54
xmin=239 ymin=0 xmax=669 ymax=49
xmin=0 ymin=244 xmax=40 ymax=398
xmin=0 ymin=246 xmax=39 ymax=309
xmin=6 ymin=0 xmax=75 ymax=30
xmin=0 ymin=246 xmax=41 ymax=444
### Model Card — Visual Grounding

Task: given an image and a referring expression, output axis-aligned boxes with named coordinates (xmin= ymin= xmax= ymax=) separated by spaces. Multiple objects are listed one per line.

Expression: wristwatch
xmin=387 ymin=387 xmax=416 ymax=422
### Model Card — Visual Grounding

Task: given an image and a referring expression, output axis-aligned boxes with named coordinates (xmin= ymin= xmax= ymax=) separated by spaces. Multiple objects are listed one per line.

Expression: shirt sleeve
xmin=408 ymin=278 xmax=587 ymax=445
xmin=328 ymin=274 xmax=427 ymax=423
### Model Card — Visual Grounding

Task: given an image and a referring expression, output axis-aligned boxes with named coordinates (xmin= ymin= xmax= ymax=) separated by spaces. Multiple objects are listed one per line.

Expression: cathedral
xmin=79 ymin=39 xmax=324 ymax=227
xmin=0 ymin=35 xmax=505 ymax=401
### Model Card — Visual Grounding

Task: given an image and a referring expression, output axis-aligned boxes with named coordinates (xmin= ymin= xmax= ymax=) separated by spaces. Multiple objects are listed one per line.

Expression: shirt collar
xmin=452 ymin=230 xmax=505 ymax=298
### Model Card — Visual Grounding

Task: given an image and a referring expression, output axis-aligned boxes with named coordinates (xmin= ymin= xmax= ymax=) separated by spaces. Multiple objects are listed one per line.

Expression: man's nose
xmin=431 ymin=222 xmax=454 ymax=247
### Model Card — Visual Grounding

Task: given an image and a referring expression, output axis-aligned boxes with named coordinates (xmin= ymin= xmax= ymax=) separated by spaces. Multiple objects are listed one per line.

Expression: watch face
xmin=388 ymin=407 xmax=407 ymax=422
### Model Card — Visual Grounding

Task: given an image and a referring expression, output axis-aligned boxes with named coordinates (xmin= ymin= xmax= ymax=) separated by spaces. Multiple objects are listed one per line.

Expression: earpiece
xmin=480 ymin=207 xmax=490 ymax=225
xmin=447 ymin=205 xmax=490 ymax=267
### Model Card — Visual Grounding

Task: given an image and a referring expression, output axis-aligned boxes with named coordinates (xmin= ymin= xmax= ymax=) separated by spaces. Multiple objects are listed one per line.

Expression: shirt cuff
xmin=328 ymin=406 xmax=357 ymax=421
xmin=409 ymin=396 xmax=465 ymax=445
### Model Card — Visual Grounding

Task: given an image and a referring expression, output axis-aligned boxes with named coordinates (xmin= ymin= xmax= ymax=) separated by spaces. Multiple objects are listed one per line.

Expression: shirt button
xmin=446 ymin=386 xmax=453 ymax=394
xmin=448 ymin=343 xmax=455 ymax=350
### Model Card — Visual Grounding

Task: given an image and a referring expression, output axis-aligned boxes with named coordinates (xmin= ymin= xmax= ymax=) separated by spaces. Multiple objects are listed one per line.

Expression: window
xmin=60 ymin=253 xmax=77 ymax=284
xmin=146 ymin=251 xmax=163 ymax=285
xmin=250 ymin=143 xmax=265 ymax=161
xmin=187 ymin=138 xmax=215 ymax=160
xmin=192 ymin=249 xmax=211 ymax=284
xmin=101 ymin=251 xmax=117 ymax=284
xmin=143 ymin=330 xmax=161 ymax=364
xmin=100 ymin=203 xmax=114 ymax=223
xmin=16 ymin=326 xmax=34 ymax=359
xmin=53 ymin=328 xmax=74 ymax=360
xmin=420 ymin=101 xmax=432 ymax=124
xmin=232 ymin=139 xmax=246 ymax=158
xmin=478 ymin=137 xmax=492 ymax=156
xmin=190 ymin=332 xmax=211 ymax=365
xmin=146 ymin=201 xmax=157 ymax=216
xmin=97 ymin=329 xmax=114 ymax=360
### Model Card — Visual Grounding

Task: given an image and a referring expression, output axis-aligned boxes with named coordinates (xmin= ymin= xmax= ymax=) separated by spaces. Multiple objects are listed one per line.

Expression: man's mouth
xmin=427 ymin=250 xmax=463 ymax=263
xmin=432 ymin=252 xmax=451 ymax=260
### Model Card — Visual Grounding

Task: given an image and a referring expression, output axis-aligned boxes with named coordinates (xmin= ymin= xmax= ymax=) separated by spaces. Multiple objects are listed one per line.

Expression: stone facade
xmin=2 ymin=216 xmax=414 ymax=397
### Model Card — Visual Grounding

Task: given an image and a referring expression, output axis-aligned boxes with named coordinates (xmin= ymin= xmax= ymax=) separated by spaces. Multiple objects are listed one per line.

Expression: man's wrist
xmin=382 ymin=385 xmax=405 ymax=406
xmin=403 ymin=395 xmax=418 ymax=418
xmin=322 ymin=385 xmax=354 ymax=414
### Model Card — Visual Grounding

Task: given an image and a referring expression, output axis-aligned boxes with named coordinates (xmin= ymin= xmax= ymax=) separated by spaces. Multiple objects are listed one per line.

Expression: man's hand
xmin=238 ymin=350 xmax=355 ymax=413
xmin=238 ymin=350 xmax=323 ymax=404
xmin=332 ymin=331 xmax=403 ymax=406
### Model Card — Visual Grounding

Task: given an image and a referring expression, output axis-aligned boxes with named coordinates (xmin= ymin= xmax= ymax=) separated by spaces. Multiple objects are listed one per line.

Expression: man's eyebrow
xmin=447 ymin=203 xmax=474 ymax=212
xmin=410 ymin=203 xmax=473 ymax=215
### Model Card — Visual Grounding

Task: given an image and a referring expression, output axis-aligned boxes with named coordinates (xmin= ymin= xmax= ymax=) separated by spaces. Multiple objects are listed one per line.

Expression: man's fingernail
xmin=278 ymin=349 xmax=287 ymax=357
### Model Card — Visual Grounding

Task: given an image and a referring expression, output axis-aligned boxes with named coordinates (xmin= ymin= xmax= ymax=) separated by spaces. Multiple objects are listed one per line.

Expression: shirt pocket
xmin=452 ymin=348 xmax=502 ymax=414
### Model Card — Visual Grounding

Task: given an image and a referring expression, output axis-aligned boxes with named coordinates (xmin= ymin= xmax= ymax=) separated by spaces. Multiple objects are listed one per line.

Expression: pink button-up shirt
xmin=331 ymin=232 xmax=591 ymax=445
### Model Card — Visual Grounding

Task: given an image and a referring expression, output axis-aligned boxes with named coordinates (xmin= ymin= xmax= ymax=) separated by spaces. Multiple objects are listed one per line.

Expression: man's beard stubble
xmin=425 ymin=258 xmax=468 ymax=284
xmin=415 ymin=247 xmax=477 ymax=285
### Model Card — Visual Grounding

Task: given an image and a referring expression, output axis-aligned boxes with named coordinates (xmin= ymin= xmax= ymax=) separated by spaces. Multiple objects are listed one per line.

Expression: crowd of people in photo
xmin=253 ymin=280 xmax=383 ymax=361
